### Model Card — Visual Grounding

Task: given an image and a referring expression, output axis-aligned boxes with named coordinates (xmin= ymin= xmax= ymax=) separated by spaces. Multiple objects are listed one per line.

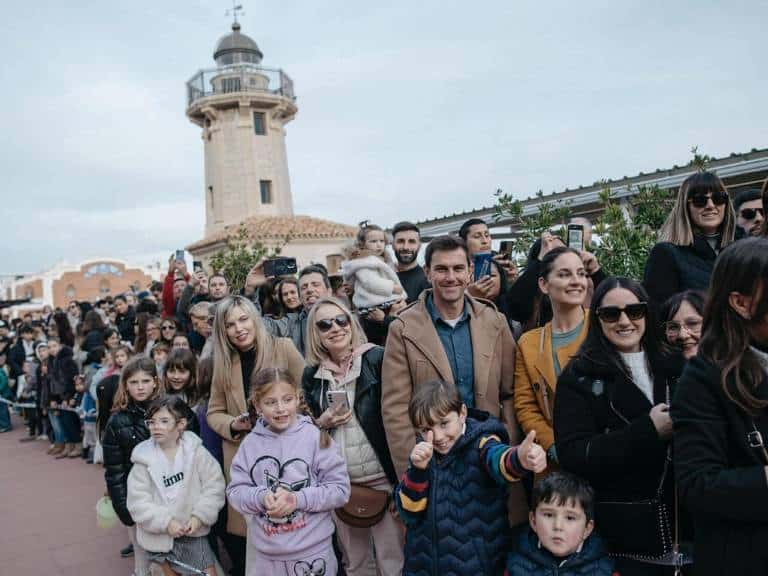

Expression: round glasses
xmin=664 ymin=318 xmax=702 ymax=338
xmin=144 ymin=417 xmax=176 ymax=429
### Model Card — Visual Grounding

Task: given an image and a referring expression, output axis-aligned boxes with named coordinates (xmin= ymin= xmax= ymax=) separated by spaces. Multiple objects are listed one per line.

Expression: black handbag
xmin=594 ymin=449 xmax=673 ymax=561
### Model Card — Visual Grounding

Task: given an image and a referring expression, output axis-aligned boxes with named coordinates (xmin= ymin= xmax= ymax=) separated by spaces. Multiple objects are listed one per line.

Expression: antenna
xmin=226 ymin=2 xmax=245 ymax=25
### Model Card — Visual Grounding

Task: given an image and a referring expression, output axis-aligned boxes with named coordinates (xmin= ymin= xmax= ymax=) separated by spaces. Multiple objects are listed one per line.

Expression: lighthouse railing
xmin=186 ymin=64 xmax=295 ymax=107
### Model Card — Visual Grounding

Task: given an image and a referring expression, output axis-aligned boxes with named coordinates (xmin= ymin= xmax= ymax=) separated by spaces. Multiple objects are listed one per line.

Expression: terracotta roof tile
xmin=186 ymin=215 xmax=357 ymax=251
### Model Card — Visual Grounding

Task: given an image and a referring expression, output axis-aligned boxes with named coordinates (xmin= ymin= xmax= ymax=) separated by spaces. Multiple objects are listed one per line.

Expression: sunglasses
xmin=687 ymin=190 xmax=729 ymax=208
xmin=739 ymin=207 xmax=765 ymax=221
xmin=596 ymin=302 xmax=648 ymax=323
xmin=161 ymin=325 xmax=175 ymax=330
xmin=315 ymin=314 xmax=350 ymax=333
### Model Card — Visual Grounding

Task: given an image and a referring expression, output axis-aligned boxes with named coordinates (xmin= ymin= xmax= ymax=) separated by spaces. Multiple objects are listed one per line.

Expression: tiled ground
xmin=0 ymin=414 xmax=132 ymax=575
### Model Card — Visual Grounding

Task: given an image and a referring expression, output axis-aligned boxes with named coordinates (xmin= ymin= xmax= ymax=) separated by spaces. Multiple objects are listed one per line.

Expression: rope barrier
xmin=0 ymin=396 xmax=85 ymax=414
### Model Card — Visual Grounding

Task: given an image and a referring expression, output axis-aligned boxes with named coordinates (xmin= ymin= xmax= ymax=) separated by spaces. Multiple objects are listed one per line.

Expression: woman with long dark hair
xmin=672 ymin=237 xmax=768 ymax=575
xmin=644 ymin=171 xmax=736 ymax=308
xmin=80 ymin=309 xmax=106 ymax=353
xmin=554 ymin=277 xmax=682 ymax=575
xmin=51 ymin=311 xmax=76 ymax=348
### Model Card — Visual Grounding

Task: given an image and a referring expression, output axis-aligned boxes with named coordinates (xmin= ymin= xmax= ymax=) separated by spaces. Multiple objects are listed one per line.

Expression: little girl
xmin=163 ymin=348 xmax=201 ymax=437
xmin=227 ymin=368 xmax=350 ymax=576
xmin=341 ymin=222 xmax=405 ymax=314
xmin=103 ymin=356 xmax=164 ymax=576
xmin=128 ymin=395 xmax=225 ymax=576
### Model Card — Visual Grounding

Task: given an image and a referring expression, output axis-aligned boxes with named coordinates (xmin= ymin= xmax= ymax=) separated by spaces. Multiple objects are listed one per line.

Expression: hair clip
xmin=359 ymin=220 xmax=370 ymax=229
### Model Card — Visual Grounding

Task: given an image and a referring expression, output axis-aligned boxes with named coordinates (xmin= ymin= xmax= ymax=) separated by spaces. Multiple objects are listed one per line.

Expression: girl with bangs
xmin=672 ymin=237 xmax=768 ymax=575
xmin=644 ymin=171 xmax=736 ymax=309
xmin=163 ymin=348 xmax=201 ymax=436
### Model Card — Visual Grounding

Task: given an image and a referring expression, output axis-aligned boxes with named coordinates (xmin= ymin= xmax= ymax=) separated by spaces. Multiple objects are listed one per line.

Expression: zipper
xmin=431 ymin=468 xmax=439 ymax=576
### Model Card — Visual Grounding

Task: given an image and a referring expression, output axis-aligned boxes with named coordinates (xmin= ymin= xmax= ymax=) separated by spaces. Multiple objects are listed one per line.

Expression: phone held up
xmin=472 ymin=253 xmax=493 ymax=282
xmin=567 ymin=224 xmax=584 ymax=252
xmin=326 ymin=390 xmax=350 ymax=412
xmin=263 ymin=257 xmax=298 ymax=278
xmin=175 ymin=249 xmax=185 ymax=262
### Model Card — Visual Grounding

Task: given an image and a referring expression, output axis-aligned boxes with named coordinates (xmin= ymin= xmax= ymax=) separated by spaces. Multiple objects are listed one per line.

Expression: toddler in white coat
xmin=341 ymin=222 xmax=406 ymax=315
xmin=128 ymin=395 xmax=225 ymax=576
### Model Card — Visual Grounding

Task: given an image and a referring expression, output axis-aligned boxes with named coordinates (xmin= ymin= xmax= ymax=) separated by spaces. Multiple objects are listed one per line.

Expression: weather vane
xmin=226 ymin=1 xmax=244 ymax=25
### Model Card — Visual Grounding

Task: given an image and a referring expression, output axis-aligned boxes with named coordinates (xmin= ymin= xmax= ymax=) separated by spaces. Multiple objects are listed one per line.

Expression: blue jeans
xmin=59 ymin=410 xmax=81 ymax=443
xmin=0 ymin=401 xmax=11 ymax=430
xmin=48 ymin=410 xmax=65 ymax=443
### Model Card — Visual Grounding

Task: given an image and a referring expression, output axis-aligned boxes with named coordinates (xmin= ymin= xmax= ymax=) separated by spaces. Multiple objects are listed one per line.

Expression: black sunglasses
xmin=315 ymin=314 xmax=350 ymax=333
xmin=687 ymin=190 xmax=729 ymax=208
xmin=161 ymin=324 xmax=175 ymax=330
xmin=740 ymin=207 xmax=765 ymax=221
xmin=595 ymin=302 xmax=648 ymax=323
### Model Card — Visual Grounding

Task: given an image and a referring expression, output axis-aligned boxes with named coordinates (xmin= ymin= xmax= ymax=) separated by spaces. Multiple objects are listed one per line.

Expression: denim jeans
xmin=0 ymin=402 xmax=11 ymax=430
xmin=59 ymin=410 xmax=81 ymax=443
xmin=48 ymin=411 xmax=65 ymax=443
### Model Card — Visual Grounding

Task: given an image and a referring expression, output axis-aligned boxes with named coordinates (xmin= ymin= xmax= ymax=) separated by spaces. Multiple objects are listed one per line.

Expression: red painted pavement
xmin=0 ymin=414 xmax=133 ymax=575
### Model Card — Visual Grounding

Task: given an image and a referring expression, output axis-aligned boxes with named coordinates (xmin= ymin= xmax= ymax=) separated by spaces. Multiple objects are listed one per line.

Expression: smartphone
xmin=175 ymin=249 xmax=185 ymax=262
xmin=567 ymin=224 xmax=584 ymax=251
xmin=326 ymin=390 xmax=350 ymax=412
xmin=498 ymin=241 xmax=513 ymax=259
xmin=472 ymin=253 xmax=493 ymax=282
xmin=193 ymin=260 xmax=203 ymax=272
xmin=263 ymin=257 xmax=298 ymax=278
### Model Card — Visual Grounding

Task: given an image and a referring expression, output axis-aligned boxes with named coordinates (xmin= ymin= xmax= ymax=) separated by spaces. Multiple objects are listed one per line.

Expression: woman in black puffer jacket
xmin=103 ymin=357 xmax=160 ymax=576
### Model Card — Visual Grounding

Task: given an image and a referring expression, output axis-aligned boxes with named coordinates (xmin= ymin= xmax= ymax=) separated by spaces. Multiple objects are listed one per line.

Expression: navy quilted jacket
xmin=398 ymin=413 xmax=512 ymax=576
xmin=505 ymin=528 xmax=615 ymax=576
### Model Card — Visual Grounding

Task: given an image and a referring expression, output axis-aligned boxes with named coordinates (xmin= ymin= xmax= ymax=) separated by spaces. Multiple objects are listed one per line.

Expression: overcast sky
xmin=2 ymin=0 xmax=765 ymax=274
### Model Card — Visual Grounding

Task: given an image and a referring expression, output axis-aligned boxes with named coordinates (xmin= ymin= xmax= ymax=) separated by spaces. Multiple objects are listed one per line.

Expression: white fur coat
xmin=341 ymin=255 xmax=405 ymax=310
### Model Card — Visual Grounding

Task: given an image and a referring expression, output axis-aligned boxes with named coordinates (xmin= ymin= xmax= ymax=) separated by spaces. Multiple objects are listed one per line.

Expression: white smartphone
xmin=326 ymin=390 xmax=350 ymax=412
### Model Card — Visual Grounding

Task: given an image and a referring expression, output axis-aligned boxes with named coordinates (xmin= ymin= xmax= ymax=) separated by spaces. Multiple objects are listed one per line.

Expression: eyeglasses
xmin=595 ymin=302 xmax=648 ymax=323
xmin=739 ymin=207 xmax=765 ymax=221
xmin=687 ymin=191 xmax=729 ymax=208
xmin=315 ymin=314 xmax=350 ymax=333
xmin=664 ymin=318 xmax=702 ymax=337
xmin=161 ymin=325 xmax=175 ymax=330
xmin=144 ymin=417 xmax=176 ymax=429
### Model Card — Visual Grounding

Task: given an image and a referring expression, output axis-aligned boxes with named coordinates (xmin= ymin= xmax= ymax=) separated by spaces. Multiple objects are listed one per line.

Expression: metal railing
xmin=186 ymin=64 xmax=295 ymax=107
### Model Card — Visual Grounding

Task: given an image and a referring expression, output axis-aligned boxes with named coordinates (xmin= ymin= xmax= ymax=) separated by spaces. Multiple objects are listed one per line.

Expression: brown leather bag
xmin=336 ymin=484 xmax=390 ymax=528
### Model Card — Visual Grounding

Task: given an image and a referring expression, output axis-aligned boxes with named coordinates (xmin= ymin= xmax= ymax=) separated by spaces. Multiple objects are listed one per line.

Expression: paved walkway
xmin=0 ymin=414 xmax=132 ymax=575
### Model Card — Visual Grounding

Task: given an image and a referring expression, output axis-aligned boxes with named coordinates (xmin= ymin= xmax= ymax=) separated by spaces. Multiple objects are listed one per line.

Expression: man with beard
xmin=392 ymin=221 xmax=430 ymax=303
xmin=733 ymin=188 xmax=765 ymax=239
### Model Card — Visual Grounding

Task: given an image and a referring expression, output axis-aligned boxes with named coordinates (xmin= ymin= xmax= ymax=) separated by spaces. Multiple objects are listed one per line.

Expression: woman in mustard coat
xmin=514 ymin=247 xmax=591 ymax=471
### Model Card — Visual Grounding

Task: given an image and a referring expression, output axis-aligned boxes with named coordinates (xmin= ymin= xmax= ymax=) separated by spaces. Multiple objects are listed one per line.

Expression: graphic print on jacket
xmin=294 ymin=558 xmax=327 ymax=575
xmin=250 ymin=454 xmax=311 ymax=534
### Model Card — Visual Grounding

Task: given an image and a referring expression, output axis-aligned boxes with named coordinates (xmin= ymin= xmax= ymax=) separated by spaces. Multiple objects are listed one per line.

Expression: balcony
xmin=186 ymin=64 xmax=295 ymax=108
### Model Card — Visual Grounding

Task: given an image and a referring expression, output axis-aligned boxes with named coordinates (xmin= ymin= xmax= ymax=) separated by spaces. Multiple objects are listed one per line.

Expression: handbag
xmin=335 ymin=484 xmax=390 ymax=528
xmin=594 ymin=448 xmax=673 ymax=561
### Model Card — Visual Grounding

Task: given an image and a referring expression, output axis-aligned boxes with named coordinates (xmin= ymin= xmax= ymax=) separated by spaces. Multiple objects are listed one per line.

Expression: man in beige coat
xmin=382 ymin=235 xmax=528 ymax=524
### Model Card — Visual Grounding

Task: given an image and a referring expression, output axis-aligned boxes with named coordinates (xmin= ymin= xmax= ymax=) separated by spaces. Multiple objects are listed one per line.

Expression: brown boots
xmin=47 ymin=443 xmax=64 ymax=456
xmin=54 ymin=443 xmax=80 ymax=459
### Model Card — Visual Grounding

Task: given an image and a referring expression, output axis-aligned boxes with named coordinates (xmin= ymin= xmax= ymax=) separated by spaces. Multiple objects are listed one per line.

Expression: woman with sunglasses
xmin=302 ymin=295 xmax=403 ymax=576
xmin=644 ymin=171 xmax=735 ymax=310
xmin=158 ymin=318 xmax=178 ymax=347
xmin=672 ymin=237 xmax=768 ymax=575
xmin=554 ymin=277 xmax=683 ymax=575
xmin=662 ymin=290 xmax=705 ymax=361
xmin=206 ymin=295 xmax=305 ymax=576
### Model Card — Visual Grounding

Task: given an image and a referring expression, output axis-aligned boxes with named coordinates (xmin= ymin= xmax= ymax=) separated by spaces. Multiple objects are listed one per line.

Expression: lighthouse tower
xmin=186 ymin=19 xmax=297 ymax=237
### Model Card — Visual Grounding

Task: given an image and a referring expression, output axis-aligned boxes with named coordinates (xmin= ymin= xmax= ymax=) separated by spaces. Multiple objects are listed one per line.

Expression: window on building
xmin=24 ymin=288 xmax=33 ymax=299
xmin=221 ymin=77 xmax=241 ymax=93
xmin=326 ymin=254 xmax=343 ymax=275
xmin=253 ymin=112 xmax=265 ymax=135
xmin=260 ymin=180 xmax=272 ymax=204
xmin=99 ymin=279 xmax=111 ymax=295
xmin=65 ymin=285 xmax=76 ymax=299
xmin=208 ymin=186 xmax=214 ymax=210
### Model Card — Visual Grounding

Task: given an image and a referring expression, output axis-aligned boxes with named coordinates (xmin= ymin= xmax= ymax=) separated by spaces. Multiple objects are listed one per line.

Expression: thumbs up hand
xmin=518 ymin=430 xmax=547 ymax=473
xmin=410 ymin=430 xmax=435 ymax=470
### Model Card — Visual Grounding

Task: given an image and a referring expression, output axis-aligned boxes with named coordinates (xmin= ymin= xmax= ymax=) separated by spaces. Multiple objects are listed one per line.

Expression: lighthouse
xmin=186 ymin=19 xmax=298 ymax=237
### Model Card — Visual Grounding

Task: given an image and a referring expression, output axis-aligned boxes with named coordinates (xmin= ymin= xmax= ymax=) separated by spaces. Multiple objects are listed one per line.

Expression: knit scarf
xmin=321 ymin=343 xmax=376 ymax=379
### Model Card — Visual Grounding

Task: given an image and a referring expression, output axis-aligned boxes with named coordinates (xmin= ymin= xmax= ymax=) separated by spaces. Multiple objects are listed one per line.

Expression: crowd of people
xmin=0 ymin=173 xmax=767 ymax=576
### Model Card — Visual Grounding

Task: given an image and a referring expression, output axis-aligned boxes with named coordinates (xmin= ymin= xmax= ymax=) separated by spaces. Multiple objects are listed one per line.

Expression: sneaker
xmin=36 ymin=434 xmax=48 ymax=440
xmin=120 ymin=543 xmax=134 ymax=558
xmin=19 ymin=435 xmax=37 ymax=443
xmin=0 ymin=428 xmax=11 ymax=433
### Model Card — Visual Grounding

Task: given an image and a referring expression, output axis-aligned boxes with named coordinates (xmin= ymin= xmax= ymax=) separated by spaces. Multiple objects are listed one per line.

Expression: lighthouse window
xmin=253 ymin=112 xmax=265 ymax=135
xmin=221 ymin=77 xmax=241 ymax=93
xmin=260 ymin=180 xmax=272 ymax=204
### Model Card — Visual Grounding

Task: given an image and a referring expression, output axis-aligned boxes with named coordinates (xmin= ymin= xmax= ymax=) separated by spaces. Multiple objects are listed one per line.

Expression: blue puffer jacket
xmin=506 ymin=527 xmax=615 ymax=576
xmin=399 ymin=413 xmax=511 ymax=576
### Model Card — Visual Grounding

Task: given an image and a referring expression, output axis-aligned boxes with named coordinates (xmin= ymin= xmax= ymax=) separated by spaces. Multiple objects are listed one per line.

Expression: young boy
xmin=395 ymin=379 xmax=546 ymax=575
xmin=505 ymin=472 xmax=616 ymax=576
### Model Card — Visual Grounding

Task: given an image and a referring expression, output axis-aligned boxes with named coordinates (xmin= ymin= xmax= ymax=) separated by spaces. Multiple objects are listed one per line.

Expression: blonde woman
xmin=644 ymin=171 xmax=735 ymax=308
xmin=206 ymin=295 xmax=305 ymax=575
xmin=302 ymin=296 xmax=404 ymax=576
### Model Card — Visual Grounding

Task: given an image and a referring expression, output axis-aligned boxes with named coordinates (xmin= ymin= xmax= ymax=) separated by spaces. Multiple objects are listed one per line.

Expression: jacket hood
xmin=341 ymin=254 xmax=390 ymax=274
xmin=56 ymin=345 xmax=74 ymax=360
xmin=131 ymin=430 xmax=202 ymax=466
xmin=249 ymin=413 xmax=315 ymax=440
xmin=516 ymin=527 xmax=608 ymax=570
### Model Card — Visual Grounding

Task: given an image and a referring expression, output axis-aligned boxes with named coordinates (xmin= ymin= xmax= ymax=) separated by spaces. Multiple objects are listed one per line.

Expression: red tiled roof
xmin=186 ymin=215 xmax=357 ymax=251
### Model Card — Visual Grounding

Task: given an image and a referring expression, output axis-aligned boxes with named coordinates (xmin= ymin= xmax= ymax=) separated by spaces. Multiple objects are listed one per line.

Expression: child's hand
xmin=410 ymin=430 xmax=434 ymax=470
xmin=366 ymin=308 xmax=386 ymax=322
xmin=184 ymin=516 xmax=202 ymax=535
xmin=167 ymin=519 xmax=185 ymax=538
xmin=393 ymin=284 xmax=404 ymax=294
xmin=517 ymin=430 xmax=547 ymax=473
xmin=269 ymin=488 xmax=298 ymax=518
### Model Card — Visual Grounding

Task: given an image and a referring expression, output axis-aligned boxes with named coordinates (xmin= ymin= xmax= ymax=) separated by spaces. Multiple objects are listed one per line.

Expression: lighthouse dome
xmin=213 ymin=22 xmax=263 ymax=66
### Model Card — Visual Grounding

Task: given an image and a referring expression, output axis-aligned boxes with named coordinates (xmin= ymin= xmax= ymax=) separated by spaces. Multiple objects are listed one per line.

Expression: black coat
xmin=81 ymin=329 xmax=104 ymax=354
xmin=643 ymin=236 xmax=718 ymax=310
xmin=302 ymin=346 xmax=398 ymax=485
xmin=554 ymin=351 xmax=679 ymax=576
xmin=115 ymin=308 xmax=135 ymax=344
xmin=48 ymin=346 xmax=78 ymax=402
xmin=671 ymin=355 xmax=768 ymax=575
xmin=103 ymin=401 xmax=150 ymax=526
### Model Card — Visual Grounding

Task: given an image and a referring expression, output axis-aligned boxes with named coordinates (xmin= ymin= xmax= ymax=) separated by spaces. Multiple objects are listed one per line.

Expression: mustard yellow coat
xmin=513 ymin=312 xmax=589 ymax=452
